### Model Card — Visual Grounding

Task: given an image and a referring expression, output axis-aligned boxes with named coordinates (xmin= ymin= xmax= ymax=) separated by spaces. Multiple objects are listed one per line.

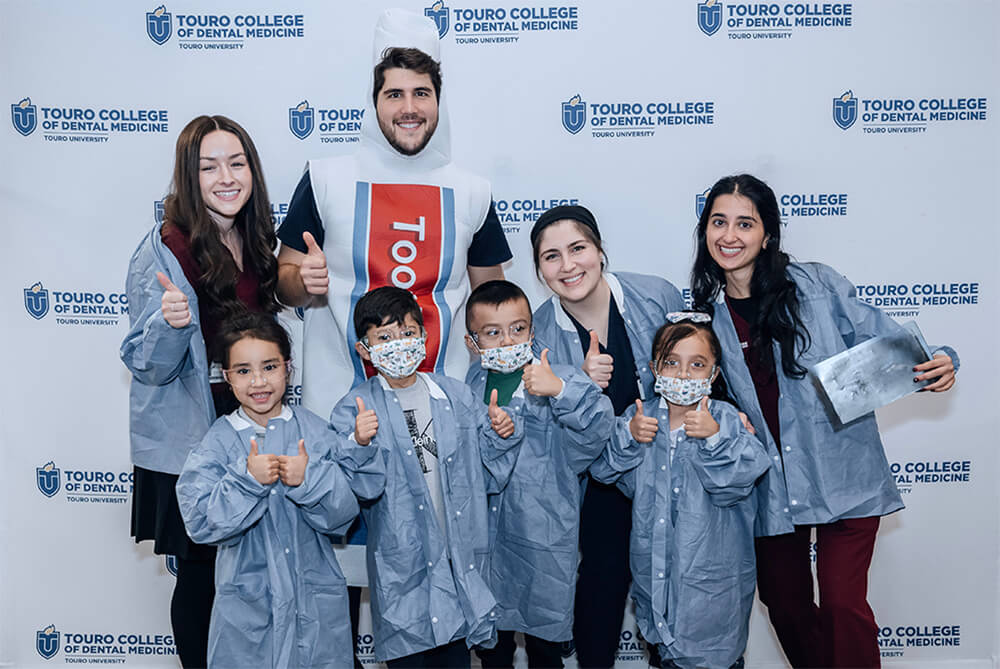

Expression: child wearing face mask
xmin=329 ymin=286 xmax=523 ymax=668
xmin=591 ymin=313 xmax=771 ymax=669
xmin=463 ymin=280 xmax=614 ymax=669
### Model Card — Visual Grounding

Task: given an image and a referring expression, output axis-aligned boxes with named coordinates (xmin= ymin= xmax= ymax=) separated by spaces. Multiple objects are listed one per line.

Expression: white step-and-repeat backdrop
xmin=2 ymin=1 xmax=997 ymax=667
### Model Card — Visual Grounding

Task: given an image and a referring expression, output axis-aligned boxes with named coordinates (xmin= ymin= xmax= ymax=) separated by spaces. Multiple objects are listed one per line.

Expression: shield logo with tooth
xmin=698 ymin=0 xmax=723 ymax=36
xmin=24 ymin=282 xmax=49 ymax=320
xmin=36 ymin=462 xmax=60 ymax=498
xmin=833 ymin=90 xmax=858 ymax=130
xmin=11 ymin=98 xmax=37 ymax=136
xmin=36 ymin=626 xmax=60 ymax=660
xmin=424 ymin=2 xmax=449 ymax=38
xmin=289 ymin=100 xmax=314 ymax=140
xmin=561 ymin=95 xmax=586 ymax=135
xmin=146 ymin=5 xmax=172 ymax=45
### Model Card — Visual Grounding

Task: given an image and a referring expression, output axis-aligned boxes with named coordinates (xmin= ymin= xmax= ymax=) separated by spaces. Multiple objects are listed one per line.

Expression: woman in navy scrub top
xmin=529 ymin=205 xmax=685 ymax=668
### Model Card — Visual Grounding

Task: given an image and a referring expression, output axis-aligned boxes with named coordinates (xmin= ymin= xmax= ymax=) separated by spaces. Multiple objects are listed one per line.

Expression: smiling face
xmin=224 ymin=337 xmax=288 ymax=426
xmin=375 ymin=67 xmax=439 ymax=156
xmin=198 ymin=129 xmax=252 ymax=227
xmin=704 ymin=192 xmax=768 ymax=284
xmin=536 ymin=219 xmax=604 ymax=304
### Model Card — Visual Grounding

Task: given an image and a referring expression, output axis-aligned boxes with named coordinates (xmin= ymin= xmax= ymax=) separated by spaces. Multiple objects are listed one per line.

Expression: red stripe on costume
xmin=366 ymin=183 xmax=444 ymax=374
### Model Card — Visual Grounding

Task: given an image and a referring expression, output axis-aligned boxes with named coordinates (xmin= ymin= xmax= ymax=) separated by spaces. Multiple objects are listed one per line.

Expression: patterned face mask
xmin=364 ymin=337 xmax=426 ymax=379
xmin=478 ymin=341 xmax=533 ymax=373
xmin=654 ymin=370 xmax=714 ymax=406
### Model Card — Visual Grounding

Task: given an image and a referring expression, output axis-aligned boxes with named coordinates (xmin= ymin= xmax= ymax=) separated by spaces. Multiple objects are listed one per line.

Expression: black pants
xmin=476 ymin=630 xmax=564 ymax=669
xmin=386 ymin=639 xmax=470 ymax=669
xmin=573 ymin=478 xmax=632 ymax=668
xmin=348 ymin=586 xmax=363 ymax=669
xmin=171 ymin=556 xmax=215 ymax=669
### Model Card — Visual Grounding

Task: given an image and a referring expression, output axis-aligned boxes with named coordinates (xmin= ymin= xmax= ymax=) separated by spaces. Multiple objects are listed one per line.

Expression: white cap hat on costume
xmin=362 ymin=8 xmax=451 ymax=169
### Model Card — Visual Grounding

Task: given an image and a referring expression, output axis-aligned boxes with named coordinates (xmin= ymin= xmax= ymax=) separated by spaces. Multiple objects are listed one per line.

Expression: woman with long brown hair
xmin=120 ymin=115 xmax=280 ymax=667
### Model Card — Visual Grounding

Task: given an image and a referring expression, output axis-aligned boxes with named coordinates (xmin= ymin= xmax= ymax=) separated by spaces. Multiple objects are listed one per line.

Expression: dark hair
xmin=531 ymin=218 xmax=607 ymax=277
xmin=372 ymin=47 xmax=442 ymax=107
xmin=650 ymin=320 xmax=731 ymax=403
xmin=216 ymin=312 xmax=291 ymax=368
xmin=465 ymin=280 xmax=531 ymax=331
xmin=690 ymin=174 xmax=811 ymax=379
xmin=353 ymin=286 xmax=424 ymax=340
xmin=164 ymin=115 xmax=280 ymax=321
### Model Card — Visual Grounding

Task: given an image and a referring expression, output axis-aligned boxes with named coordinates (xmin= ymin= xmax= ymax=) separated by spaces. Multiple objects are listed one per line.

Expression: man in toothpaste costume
xmin=274 ymin=8 xmax=511 ymax=591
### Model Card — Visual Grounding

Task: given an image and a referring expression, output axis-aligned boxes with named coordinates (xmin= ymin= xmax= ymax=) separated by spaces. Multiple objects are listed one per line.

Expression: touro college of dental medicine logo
xmin=699 ymin=1 xmax=853 ymax=41
xmin=145 ymin=4 xmax=306 ymax=50
xmin=697 ymin=187 xmax=848 ymax=221
xmin=11 ymin=97 xmax=37 ymax=136
xmin=23 ymin=281 xmax=128 ymax=326
xmin=562 ymin=93 xmax=715 ymax=140
xmin=495 ymin=197 xmax=580 ymax=234
xmin=32 ymin=624 xmax=178 ymax=662
xmin=286 ymin=99 xmax=363 ymax=144
xmin=856 ymin=280 xmax=981 ymax=319
xmin=11 ymin=97 xmax=168 ymax=144
xmin=429 ymin=2 xmax=580 ymax=45
xmin=37 ymin=625 xmax=60 ymax=660
xmin=34 ymin=460 xmax=133 ymax=504
xmin=832 ymin=89 xmax=988 ymax=135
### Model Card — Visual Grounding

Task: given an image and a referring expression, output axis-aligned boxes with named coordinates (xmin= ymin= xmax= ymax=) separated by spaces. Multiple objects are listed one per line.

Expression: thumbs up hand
xmin=582 ymin=331 xmax=614 ymax=388
xmin=354 ymin=397 xmax=379 ymax=446
xmin=683 ymin=396 xmax=718 ymax=439
xmin=629 ymin=399 xmax=659 ymax=443
xmin=278 ymin=439 xmax=309 ymax=487
xmin=299 ymin=232 xmax=329 ymax=296
xmin=156 ymin=272 xmax=191 ymax=328
xmin=248 ymin=438 xmax=280 ymax=485
xmin=487 ymin=389 xmax=515 ymax=439
xmin=522 ymin=349 xmax=564 ymax=397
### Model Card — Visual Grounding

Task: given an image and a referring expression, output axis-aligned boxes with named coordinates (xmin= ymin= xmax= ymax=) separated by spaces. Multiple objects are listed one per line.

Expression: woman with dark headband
xmin=529 ymin=205 xmax=685 ymax=668
xmin=690 ymin=174 xmax=957 ymax=668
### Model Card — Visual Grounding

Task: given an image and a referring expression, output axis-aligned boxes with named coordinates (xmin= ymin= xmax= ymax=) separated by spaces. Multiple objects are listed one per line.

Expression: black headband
xmin=529 ymin=205 xmax=601 ymax=248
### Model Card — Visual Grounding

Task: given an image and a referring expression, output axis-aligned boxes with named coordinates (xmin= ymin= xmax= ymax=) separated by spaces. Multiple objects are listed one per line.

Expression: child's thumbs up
xmin=629 ymin=399 xmax=659 ymax=443
xmin=488 ymin=388 xmax=514 ymax=439
xmin=684 ymin=396 xmax=719 ymax=440
xmin=523 ymin=348 xmax=563 ymax=397
xmin=247 ymin=437 xmax=279 ymax=485
xmin=355 ymin=396 xmax=378 ymax=446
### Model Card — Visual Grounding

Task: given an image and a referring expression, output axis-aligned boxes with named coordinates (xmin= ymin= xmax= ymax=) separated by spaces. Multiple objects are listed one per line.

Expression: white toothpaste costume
xmin=280 ymin=10 xmax=505 ymax=417
xmin=277 ymin=9 xmax=510 ymax=584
